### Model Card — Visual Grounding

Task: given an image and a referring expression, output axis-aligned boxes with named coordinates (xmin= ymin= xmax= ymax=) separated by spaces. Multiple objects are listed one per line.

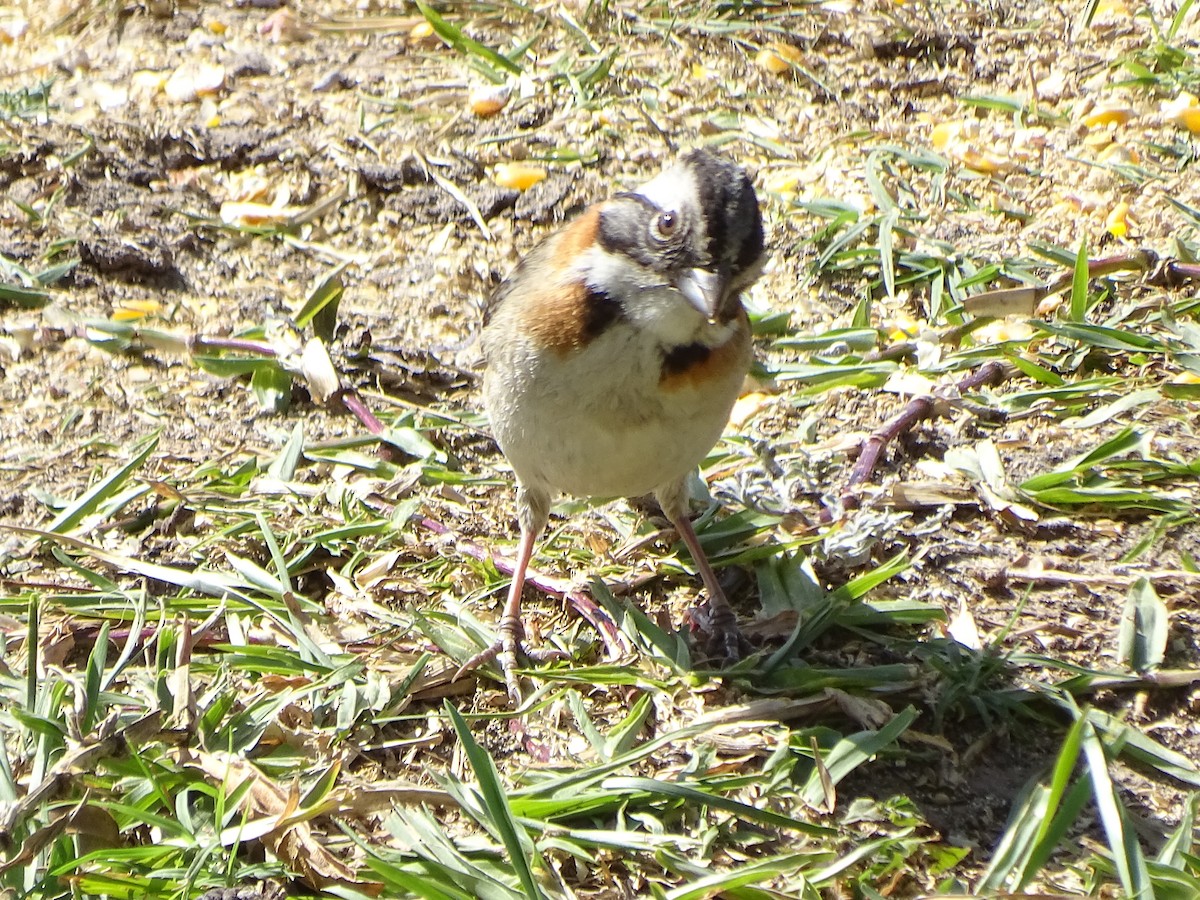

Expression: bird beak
xmin=673 ymin=266 xmax=731 ymax=322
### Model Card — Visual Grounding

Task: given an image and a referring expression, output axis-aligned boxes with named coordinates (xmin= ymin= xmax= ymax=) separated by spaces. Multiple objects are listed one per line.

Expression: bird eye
xmin=651 ymin=210 xmax=679 ymax=242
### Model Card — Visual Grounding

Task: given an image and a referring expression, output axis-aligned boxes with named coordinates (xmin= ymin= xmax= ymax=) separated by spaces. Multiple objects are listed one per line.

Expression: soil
xmin=2 ymin=0 xmax=1200 ymax=893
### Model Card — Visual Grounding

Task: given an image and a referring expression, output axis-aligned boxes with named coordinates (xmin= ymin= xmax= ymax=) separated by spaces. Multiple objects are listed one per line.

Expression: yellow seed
xmin=131 ymin=70 xmax=169 ymax=96
xmin=469 ymin=84 xmax=510 ymax=117
xmin=762 ymin=170 xmax=800 ymax=194
xmin=755 ymin=42 xmax=801 ymax=75
xmin=960 ymin=148 xmax=1003 ymax=173
xmin=219 ymin=201 xmax=293 ymax=226
xmin=410 ymin=21 xmax=434 ymax=40
xmin=729 ymin=392 xmax=769 ymax=428
xmin=1162 ymin=93 xmax=1200 ymax=134
xmin=493 ymin=163 xmax=546 ymax=191
xmin=1036 ymin=294 xmax=1064 ymax=317
xmin=975 ymin=319 xmax=1035 ymax=344
xmin=0 ymin=14 xmax=27 ymax=43
xmin=887 ymin=316 xmax=921 ymax=342
xmin=207 ymin=20 xmax=226 ymax=35
xmin=1178 ymin=107 xmax=1200 ymax=134
xmin=1171 ymin=372 xmax=1200 ymax=384
xmin=1094 ymin=0 xmax=1129 ymax=16
xmin=1081 ymin=106 xmax=1133 ymax=128
xmin=1097 ymin=142 xmax=1139 ymax=164
xmin=930 ymin=121 xmax=960 ymax=150
xmin=755 ymin=49 xmax=789 ymax=75
xmin=1105 ymin=200 xmax=1131 ymax=238
xmin=472 ymin=97 xmax=505 ymax=116
xmin=113 ymin=299 xmax=163 ymax=321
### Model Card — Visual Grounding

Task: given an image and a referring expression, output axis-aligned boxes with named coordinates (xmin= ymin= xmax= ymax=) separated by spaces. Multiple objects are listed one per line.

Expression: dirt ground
xmin=3 ymin=0 xmax=1200 ymax=893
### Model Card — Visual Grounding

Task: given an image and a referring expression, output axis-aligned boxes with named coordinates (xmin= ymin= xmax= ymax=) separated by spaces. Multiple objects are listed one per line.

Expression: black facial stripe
xmin=582 ymin=285 xmax=625 ymax=340
xmin=598 ymin=196 xmax=686 ymax=271
xmin=597 ymin=198 xmax=653 ymax=264
xmin=661 ymin=341 xmax=711 ymax=377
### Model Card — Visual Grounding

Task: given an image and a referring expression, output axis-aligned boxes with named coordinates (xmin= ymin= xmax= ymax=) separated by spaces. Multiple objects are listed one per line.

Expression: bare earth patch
xmin=2 ymin=1 xmax=1199 ymax=897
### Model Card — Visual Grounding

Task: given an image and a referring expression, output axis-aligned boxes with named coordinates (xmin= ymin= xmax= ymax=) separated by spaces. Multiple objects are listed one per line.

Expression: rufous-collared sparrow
xmin=461 ymin=148 xmax=766 ymax=702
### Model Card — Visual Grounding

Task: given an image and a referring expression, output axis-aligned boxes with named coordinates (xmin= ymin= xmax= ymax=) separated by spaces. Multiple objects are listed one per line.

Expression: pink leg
xmin=455 ymin=486 xmax=555 ymax=704
xmin=495 ymin=525 xmax=538 ymax=702
xmin=669 ymin=509 xmax=743 ymax=663
xmin=455 ymin=526 xmax=535 ymax=704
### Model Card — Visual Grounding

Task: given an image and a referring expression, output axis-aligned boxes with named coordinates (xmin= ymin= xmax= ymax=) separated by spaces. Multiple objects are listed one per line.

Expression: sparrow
xmin=461 ymin=148 xmax=767 ymax=702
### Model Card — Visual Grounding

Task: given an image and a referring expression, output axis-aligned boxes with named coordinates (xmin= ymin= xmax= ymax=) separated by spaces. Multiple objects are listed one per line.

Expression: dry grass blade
xmin=193 ymin=751 xmax=382 ymax=893
xmin=7 ymin=526 xmax=250 ymax=596
xmin=5 ymin=0 xmax=1200 ymax=896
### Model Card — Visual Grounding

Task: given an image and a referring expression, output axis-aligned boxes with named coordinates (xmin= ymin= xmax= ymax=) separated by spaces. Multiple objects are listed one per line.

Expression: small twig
xmin=1146 ymin=256 xmax=1200 ymax=288
xmin=337 ymin=389 xmax=385 ymax=435
xmin=824 ymin=360 xmax=1013 ymax=522
xmin=1058 ymin=669 xmax=1200 ymax=693
xmin=189 ymin=334 xmax=279 ymax=356
xmin=1006 ymin=567 xmax=1200 ymax=587
xmin=964 ymin=248 xmax=1200 ymax=317
xmin=860 ymin=321 xmax=981 ymax=364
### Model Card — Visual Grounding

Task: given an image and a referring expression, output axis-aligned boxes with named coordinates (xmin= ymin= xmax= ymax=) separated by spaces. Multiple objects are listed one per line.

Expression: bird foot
xmin=454 ymin=620 xmax=568 ymax=705
xmin=688 ymin=601 xmax=752 ymax=666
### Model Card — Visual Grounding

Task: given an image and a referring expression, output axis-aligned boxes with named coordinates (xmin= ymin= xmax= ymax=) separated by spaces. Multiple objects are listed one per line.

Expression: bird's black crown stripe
xmin=683 ymin=150 xmax=763 ymax=276
xmin=735 ymin=215 xmax=765 ymax=274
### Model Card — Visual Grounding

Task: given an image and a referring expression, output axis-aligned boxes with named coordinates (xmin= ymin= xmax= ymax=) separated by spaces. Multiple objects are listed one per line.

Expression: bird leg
xmin=454 ymin=525 xmax=537 ymax=703
xmin=669 ymin=510 xmax=746 ymax=663
xmin=455 ymin=486 xmax=559 ymax=704
xmin=657 ymin=479 xmax=748 ymax=664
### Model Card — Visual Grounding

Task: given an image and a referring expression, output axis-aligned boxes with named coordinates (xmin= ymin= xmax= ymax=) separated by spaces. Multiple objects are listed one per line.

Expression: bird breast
xmin=484 ymin=313 xmax=750 ymax=500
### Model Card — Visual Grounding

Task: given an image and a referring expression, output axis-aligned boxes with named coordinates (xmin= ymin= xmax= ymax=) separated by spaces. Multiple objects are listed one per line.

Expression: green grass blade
xmin=665 ymin=851 xmax=818 ymax=899
xmin=293 ymin=262 xmax=346 ymax=341
xmin=444 ymin=702 xmax=546 ymax=899
xmin=1117 ymin=577 xmax=1168 ymax=672
xmin=415 ymin=0 xmax=522 ymax=75
xmin=1070 ymin=237 xmax=1089 ymax=322
xmin=48 ymin=431 xmax=159 ymax=533
xmin=878 ymin=208 xmax=898 ymax=301
xmin=1157 ymin=794 xmax=1197 ymax=867
xmin=800 ymin=707 xmax=918 ymax=806
xmin=603 ymin=776 xmax=832 ymax=835
xmin=266 ymin=422 xmax=305 ymax=481
xmin=1080 ymin=712 xmax=1153 ymax=897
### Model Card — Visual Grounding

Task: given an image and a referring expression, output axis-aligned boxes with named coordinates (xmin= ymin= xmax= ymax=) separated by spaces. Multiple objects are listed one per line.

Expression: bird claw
xmin=454 ymin=622 xmax=569 ymax=705
xmin=689 ymin=601 xmax=752 ymax=666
